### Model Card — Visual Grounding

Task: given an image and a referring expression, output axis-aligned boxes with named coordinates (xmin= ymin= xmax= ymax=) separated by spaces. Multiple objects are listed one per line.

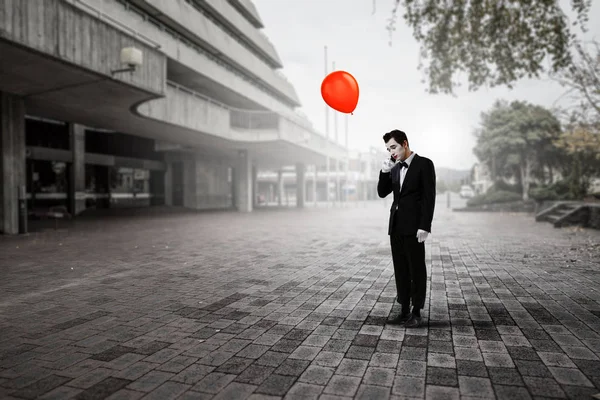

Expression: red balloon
xmin=321 ymin=71 xmax=359 ymax=114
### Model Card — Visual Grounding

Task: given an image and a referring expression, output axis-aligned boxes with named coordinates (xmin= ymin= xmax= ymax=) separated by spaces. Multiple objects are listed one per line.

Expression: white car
xmin=459 ymin=185 xmax=475 ymax=198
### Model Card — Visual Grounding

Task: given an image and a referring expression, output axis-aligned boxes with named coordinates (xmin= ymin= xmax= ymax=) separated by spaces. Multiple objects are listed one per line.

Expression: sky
xmin=253 ymin=0 xmax=600 ymax=170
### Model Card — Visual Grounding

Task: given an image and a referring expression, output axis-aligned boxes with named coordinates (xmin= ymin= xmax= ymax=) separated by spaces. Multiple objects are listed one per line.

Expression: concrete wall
xmin=138 ymin=83 xmax=282 ymax=142
xmin=86 ymin=0 xmax=296 ymax=114
xmin=137 ymin=84 xmax=230 ymax=137
xmin=141 ymin=0 xmax=292 ymax=100
xmin=229 ymin=0 xmax=264 ymax=29
xmin=0 ymin=0 xmax=166 ymax=95
xmin=0 ymin=93 xmax=25 ymax=235
xmin=278 ymin=117 xmax=347 ymax=160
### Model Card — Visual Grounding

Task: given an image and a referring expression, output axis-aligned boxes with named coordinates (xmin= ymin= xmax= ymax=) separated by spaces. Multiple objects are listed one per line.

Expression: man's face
xmin=385 ymin=138 xmax=407 ymax=161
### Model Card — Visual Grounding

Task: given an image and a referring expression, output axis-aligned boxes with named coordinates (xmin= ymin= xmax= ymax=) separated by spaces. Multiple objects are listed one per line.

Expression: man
xmin=377 ymin=130 xmax=436 ymax=328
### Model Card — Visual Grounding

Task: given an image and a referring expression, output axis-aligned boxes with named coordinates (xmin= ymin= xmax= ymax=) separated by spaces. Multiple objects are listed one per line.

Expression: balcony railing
xmin=231 ymin=110 xmax=279 ymax=130
xmin=166 ymin=81 xmax=342 ymax=148
xmin=74 ymin=0 xmax=297 ymax=107
xmin=70 ymin=0 xmax=161 ymax=49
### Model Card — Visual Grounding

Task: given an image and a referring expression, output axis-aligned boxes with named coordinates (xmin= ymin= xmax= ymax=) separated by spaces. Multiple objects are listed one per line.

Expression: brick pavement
xmin=1 ymin=196 xmax=599 ymax=399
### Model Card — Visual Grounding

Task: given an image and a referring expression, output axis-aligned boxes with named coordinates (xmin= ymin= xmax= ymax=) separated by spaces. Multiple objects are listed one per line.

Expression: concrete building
xmin=0 ymin=0 xmax=346 ymax=234
xmin=255 ymin=147 xmax=387 ymax=207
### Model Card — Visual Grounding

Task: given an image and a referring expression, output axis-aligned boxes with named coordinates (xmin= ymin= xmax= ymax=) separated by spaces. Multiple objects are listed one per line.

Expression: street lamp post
xmin=324 ymin=45 xmax=330 ymax=208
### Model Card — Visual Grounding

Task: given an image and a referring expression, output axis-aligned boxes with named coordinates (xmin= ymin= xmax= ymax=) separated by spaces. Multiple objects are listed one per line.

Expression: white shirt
xmin=400 ymin=151 xmax=416 ymax=188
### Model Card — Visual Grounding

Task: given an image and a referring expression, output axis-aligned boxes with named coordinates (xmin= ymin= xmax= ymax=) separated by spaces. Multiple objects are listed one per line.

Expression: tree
xmin=553 ymin=114 xmax=600 ymax=198
xmin=379 ymin=0 xmax=592 ymax=94
xmin=553 ymin=40 xmax=600 ymax=118
xmin=473 ymin=100 xmax=562 ymax=200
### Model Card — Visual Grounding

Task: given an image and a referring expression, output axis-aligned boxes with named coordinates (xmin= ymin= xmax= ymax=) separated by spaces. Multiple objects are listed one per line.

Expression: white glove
xmin=381 ymin=158 xmax=396 ymax=173
xmin=416 ymin=229 xmax=429 ymax=243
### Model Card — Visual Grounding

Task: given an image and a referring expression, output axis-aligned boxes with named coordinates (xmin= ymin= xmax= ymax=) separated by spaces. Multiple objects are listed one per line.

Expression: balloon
xmin=321 ymin=71 xmax=359 ymax=114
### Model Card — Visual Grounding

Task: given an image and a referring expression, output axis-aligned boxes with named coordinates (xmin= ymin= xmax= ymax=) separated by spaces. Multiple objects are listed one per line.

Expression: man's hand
xmin=381 ymin=158 xmax=396 ymax=173
xmin=416 ymin=229 xmax=429 ymax=243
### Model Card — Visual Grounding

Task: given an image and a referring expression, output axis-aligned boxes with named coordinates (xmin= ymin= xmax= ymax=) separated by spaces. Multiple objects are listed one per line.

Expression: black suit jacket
xmin=377 ymin=154 xmax=436 ymax=236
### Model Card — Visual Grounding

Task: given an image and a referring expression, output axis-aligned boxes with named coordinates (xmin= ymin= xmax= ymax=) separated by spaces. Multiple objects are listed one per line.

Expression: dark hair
xmin=383 ymin=129 xmax=408 ymax=146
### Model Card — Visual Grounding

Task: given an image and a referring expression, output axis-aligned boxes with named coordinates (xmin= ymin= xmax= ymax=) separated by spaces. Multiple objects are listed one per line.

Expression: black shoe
xmin=404 ymin=314 xmax=422 ymax=328
xmin=386 ymin=312 xmax=411 ymax=325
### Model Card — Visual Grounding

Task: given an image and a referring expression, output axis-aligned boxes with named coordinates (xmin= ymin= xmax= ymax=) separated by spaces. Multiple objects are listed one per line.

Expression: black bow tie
xmin=398 ymin=161 xmax=408 ymax=169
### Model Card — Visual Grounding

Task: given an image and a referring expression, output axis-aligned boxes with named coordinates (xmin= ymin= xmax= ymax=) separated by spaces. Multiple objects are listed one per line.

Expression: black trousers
xmin=390 ymin=233 xmax=427 ymax=311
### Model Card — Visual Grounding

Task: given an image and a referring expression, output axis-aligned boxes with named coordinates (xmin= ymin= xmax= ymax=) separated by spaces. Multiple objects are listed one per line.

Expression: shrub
xmin=467 ymin=190 xmax=522 ymax=207
xmin=528 ymin=180 xmax=575 ymax=201
xmin=488 ymin=180 xmax=522 ymax=194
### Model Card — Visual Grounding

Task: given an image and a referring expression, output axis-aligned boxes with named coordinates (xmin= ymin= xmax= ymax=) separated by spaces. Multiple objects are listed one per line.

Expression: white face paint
xmin=385 ymin=138 xmax=407 ymax=161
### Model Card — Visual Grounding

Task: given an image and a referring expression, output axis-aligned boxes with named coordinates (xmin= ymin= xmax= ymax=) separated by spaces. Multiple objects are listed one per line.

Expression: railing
xmin=184 ymin=0 xmax=279 ymax=68
xmin=166 ymin=81 xmax=343 ymax=148
xmin=122 ymin=0 xmax=295 ymax=104
xmin=231 ymin=110 xmax=279 ymax=130
xmin=73 ymin=0 xmax=297 ymax=107
xmin=70 ymin=0 xmax=161 ymax=49
xmin=166 ymin=81 xmax=230 ymax=111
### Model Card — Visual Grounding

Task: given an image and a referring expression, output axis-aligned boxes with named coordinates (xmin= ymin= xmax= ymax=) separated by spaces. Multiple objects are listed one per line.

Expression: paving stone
xmin=514 ymin=359 xmax=553 ymax=378
xmin=211 ymin=382 xmax=257 ymax=400
xmin=313 ymin=351 xmax=344 ymax=368
xmin=191 ymin=372 xmax=236 ymax=394
xmin=322 ymin=375 xmax=361 ymax=397
xmin=355 ymin=384 xmax=391 ymax=400
xmin=74 ymin=377 xmax=132 ymax=400
xmin=399 ymin=347 xmax=427 ymax=361
xmin=425 ymin=385 xmax=460 ymax=400
xmin=482 ymin=352 xmax=515 ymax=368
xmin=297 ymin=365 xmax=334 ymax=385
xmin=547 ymin=367 xmax=594 ymax=387
xmin=9 ymin=374 xmax=72 ymax=399
xmin=274 ymin=359 xmax=310 ymax=377
xmin=2 ymin=202 xmax=600 ymax=399
xmin=493 ymin=384 xmax=533 ymax=400
xmin=456 ymin=360 xmax=488 ymax=378
xmin=235 ymin=365 xmax=276 ymax=385
xmin=255 ymin=374 xmax=296 ymax=396
xmin=428 ymin=353 xmax=457 ymax=368
xmin=538 ymin=352 xmax=577 ymax=368
xmin=284 ymin=382 xmax=324 ymax=399
xmin=363 ymin=367 xmax=395 ymax=387
xmin=426 ymin=367 xmax=458 ymax=387
xmin=454 ymin=347 xmax=483 ymax=362
xmin=523 ymin=376 xmax=567 ymax=398
xmin=457 ymin=376 xmax=494 ymax=398
xmin=392 ymin=376 xmax=425 ymax=398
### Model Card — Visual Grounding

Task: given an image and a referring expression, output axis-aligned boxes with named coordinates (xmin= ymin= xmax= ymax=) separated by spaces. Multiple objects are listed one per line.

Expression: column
xmin=252 ymin=165 xmax=258 ymax=207
xmin=0 ymin=92 xmax=26 ymax=235
xmin=336 ymin=159 xmax=341 ymax=206
xmin=69 ymin=123 xmax=86 ymax=216
xmin=296 ymin=163 xmax=305 ymax=208
xmin=164 ymin=162 xmax=173 ymax=206
xmin=277 ymin=169 xmax=284 ymax=207
xmin=235 ymin=149 xmax=252 ymax=212
xmin=313 ymin=164 xmax=317 ymax=206
xmin=183 ymin=158 xmax=197 ymax=209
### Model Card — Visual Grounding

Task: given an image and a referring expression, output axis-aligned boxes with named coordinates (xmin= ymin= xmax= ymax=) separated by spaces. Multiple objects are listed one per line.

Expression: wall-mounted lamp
xmin=111 ymin=47 xmax=143 ymax=75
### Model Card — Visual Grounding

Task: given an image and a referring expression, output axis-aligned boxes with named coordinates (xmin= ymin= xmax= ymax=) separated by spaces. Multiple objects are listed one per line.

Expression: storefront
xmin=25 ymin=116 xmax=166 ymax=218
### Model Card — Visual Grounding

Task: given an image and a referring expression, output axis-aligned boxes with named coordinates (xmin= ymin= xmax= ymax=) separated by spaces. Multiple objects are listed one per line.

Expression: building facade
xmin=0 ymin=0 xmax=346 ymax=234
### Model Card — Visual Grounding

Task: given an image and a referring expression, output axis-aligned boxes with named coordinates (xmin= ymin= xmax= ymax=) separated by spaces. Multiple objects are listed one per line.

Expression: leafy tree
xmin=553 ymin=119 xmax=600 ymax=198
xmin=473 ymin=100 xmax=562 ymax=200
xmin=378 ymin=0 xmax=592 ymax=94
